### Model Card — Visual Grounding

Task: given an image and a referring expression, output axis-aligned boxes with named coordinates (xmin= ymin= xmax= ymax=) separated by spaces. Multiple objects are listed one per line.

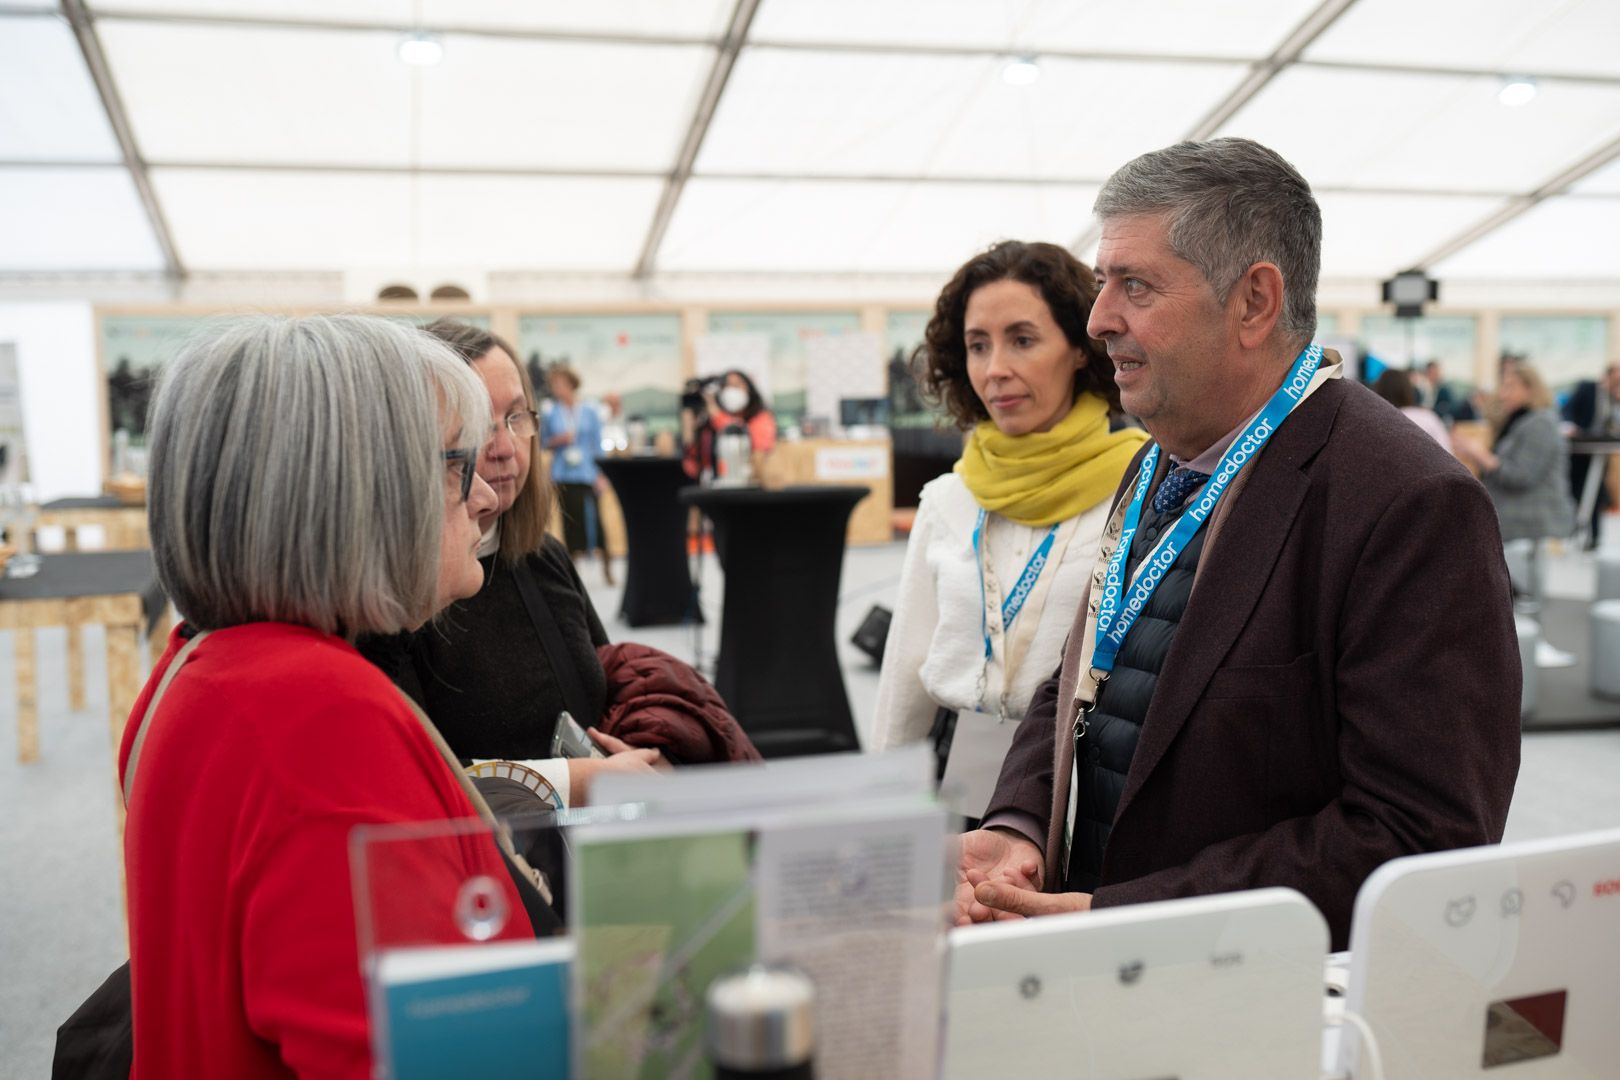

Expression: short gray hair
xmin=147 ymin=314 xmax=490 ymax=635
xmin=1094 ymin=137 xmax=1320 ymax=344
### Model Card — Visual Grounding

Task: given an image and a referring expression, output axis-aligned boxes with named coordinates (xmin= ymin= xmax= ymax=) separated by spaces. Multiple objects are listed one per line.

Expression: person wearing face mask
xmin=707 ymin=370 xmax=777 ymax=480
xmin=871 ymin=241 xmax=1148 ymax=822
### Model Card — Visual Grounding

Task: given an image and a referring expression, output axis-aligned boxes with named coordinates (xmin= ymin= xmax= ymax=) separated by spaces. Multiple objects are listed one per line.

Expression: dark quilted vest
xmin=1066 ymin=490 xmax=1208 ymax=893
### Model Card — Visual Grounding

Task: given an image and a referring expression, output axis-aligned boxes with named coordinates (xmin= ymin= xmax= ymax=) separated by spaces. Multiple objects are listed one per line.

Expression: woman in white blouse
xmin=872 ymin=241 xmax=1148 ymax=818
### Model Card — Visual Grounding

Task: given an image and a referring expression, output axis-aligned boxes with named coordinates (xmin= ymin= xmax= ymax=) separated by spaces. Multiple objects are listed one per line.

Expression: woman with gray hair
xmin=119 ymin=315 xmax=539 ymax=1078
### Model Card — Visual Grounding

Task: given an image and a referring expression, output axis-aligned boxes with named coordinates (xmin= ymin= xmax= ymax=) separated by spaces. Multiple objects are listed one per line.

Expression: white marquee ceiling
xmin=2 ymin=0 xmax=1618 ymax=285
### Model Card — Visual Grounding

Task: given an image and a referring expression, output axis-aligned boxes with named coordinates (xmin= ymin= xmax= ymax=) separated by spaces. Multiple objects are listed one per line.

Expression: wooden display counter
xmin=759 ymin=438 xmax=894 ymax=546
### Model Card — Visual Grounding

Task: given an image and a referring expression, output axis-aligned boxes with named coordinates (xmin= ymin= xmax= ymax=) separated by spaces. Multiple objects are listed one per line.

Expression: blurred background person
xmin=1561 ymin=362 xmax=1620 ymax=548
xmin=870 ymin=241 xmax=1147 ymax=821
xmin=1373 ymin=368 xmax=1450 ymax=451
xmin=1454 ymin=362 xmax=1574 ymax=617
xmin=543 ymin=364 xmax=614 ymax=585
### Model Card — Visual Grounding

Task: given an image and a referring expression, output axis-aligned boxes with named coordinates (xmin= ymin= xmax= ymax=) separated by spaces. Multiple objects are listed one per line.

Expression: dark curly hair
xmin=914 ymin=240 xmax=1119 ymax=430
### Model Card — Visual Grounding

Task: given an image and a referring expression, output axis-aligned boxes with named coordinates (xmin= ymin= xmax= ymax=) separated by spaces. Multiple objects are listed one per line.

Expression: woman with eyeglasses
xmin=121 ymin=315 xmax=538 ymax=1077
xmin=358 ymin=320 xmax=664 ymax=808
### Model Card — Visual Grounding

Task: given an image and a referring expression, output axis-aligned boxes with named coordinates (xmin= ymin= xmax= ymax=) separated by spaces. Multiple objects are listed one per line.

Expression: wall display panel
xmin=706 ymin=311 xmax=862 ymax=424
xmin=886 ymin=310 xmax=937 ymax=428
xmin=1499 ymin=316 xmax=1611 ymax=392
xmin=1359 ymin=315 xmax=1478 ymax=385
xmin=517 ymin=314 xmax=684 ymax=436
xmin=98 ymin=312 xmax=488 ymax=454
xmin=99 ymin=315 xmax=206 ymax=450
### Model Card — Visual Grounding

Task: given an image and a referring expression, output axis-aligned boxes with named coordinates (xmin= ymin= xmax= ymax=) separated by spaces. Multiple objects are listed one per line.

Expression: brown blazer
xmin=985 ymin=377 xmax=1521 ymax=949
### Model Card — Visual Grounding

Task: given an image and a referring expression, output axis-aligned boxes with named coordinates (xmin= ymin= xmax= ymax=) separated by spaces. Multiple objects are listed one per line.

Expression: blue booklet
xmin=375 ymin=937 xmax=573 ymax=1079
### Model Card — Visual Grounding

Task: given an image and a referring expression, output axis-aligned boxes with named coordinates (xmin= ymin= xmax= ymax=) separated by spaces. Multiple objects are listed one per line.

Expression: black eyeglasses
xmin=443 ymin=447 xmax=475 ymax=502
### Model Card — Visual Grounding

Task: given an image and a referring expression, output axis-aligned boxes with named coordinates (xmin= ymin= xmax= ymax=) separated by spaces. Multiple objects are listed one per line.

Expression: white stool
xmin=1597 ymin=550 xmax=1620 ymax=603
xmin=1590 ymin=600 xmax=1620 ymax=700
xmin=1514 ymin=615 xmax=1539 ymax=719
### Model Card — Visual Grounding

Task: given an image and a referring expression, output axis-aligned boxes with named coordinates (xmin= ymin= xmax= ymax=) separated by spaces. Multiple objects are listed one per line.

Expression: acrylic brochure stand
xmin=350 ymin=810 xmax=614 ymax=1080
xmin=574 ymin=746 xmax=951 ymax=1080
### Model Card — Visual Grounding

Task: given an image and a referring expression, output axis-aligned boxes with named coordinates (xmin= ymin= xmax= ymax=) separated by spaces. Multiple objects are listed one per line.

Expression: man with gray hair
xmin=955 ymin=138 xmax=1520 ymax=948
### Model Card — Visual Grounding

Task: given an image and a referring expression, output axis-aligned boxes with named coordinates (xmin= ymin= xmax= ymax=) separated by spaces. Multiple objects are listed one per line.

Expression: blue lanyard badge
xmin=974 ymin=508 xmax=1059 ymax=660
xmin=1090 ymin=343 xmax=1323 ymax=678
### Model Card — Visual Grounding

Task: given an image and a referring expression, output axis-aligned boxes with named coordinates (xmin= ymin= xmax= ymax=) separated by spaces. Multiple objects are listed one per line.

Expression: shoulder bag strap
xmin=390 ymin=686 xmax=558 ymax=919
xmin=508 ymin=558 xmax=595 ymax=726
xmin=122 ymin=630 xmax=210 ymax=806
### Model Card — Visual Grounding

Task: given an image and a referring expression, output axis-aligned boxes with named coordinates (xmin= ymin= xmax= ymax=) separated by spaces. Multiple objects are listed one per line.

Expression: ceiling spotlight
xmin=1002 ymin=55 xmax=1040 ymax=86
xmin=397 ymin=33 xmax=444 ymax=66
xmin=1498 ymin=77 xmax=1537 ymax=107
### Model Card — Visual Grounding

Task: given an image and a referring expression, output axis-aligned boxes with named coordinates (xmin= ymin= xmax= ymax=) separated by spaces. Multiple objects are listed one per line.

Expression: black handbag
xmin=52 ymin=963 xmax=131 ymax=1079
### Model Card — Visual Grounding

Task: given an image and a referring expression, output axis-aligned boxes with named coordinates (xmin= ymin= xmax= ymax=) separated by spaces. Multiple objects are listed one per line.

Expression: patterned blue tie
xmin=1152 ymin=466 xmax=1210 ymax=514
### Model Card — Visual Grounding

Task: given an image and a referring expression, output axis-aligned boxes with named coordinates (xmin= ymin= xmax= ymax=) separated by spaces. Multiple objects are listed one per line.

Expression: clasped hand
xmin=954 ymin=828 xmax=1092 ymax=925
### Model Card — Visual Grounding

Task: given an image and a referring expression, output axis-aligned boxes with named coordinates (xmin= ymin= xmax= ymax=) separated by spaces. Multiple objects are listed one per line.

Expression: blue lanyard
xmin=973 ymin=508 xmax=1060 ymax=660
xmin=1091 ymin=344 xmax=1323 ymax=678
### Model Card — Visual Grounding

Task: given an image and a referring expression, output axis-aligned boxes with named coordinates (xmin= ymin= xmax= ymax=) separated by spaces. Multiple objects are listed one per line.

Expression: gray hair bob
xmin=1094 ymin=137 xmax=1321 ymax=344
xmin=147 ymin=314 xmax=489 ymax=635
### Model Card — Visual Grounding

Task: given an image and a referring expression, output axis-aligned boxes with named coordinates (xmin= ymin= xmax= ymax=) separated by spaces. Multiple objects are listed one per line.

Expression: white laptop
xmin=942 ymin=888 xmax=1329 ymax=1080
xmin=1342 ymin=827 xmax=1620 ymax=1079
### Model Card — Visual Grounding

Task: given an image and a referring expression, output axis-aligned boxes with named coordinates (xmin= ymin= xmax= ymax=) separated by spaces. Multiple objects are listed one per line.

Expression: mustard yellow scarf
xmin=955 ymin=394 xmax=1149 ymax=527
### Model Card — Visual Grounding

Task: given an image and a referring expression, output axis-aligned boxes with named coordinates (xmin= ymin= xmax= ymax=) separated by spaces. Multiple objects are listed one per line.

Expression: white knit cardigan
xmin=870 ymin=472 xmax=1111 ymax=750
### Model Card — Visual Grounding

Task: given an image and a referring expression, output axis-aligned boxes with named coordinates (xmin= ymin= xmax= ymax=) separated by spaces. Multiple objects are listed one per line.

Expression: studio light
xmin=1498 ymin=77 xmax=1537 ymax=107
xmin=1002 ymin=56 xmax=1040 ymax=86
xmin=397 ymin=33 xmax=444 ymax=67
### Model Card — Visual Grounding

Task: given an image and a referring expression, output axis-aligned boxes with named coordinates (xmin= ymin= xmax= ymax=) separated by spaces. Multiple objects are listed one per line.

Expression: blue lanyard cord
xmin=973 ymin=508 xmax=1060 ymax=660
xmin=1091 ymin=343 xmax=1323 ymax=679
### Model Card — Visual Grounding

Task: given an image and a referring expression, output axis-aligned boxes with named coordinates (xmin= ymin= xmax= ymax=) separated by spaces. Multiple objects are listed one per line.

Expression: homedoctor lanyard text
xmin=973 ymin=508 xmax=1059 ymax=719
xmin=1082 ymin=343 xmax=1323 ymax=732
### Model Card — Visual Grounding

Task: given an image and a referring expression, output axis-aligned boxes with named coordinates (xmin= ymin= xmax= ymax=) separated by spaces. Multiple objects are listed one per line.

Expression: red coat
xmin=596 ymin=641 xmax=762 ymax=764
xmin=121 ymin=623 xmax=531 ymax=1079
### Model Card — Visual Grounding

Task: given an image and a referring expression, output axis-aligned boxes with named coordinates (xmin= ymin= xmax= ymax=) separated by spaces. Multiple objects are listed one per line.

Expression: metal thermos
xmin=705 ymin=965 xmax=815 ymax=1079
xmin=714 ymin=424 xmax=754 ymax=486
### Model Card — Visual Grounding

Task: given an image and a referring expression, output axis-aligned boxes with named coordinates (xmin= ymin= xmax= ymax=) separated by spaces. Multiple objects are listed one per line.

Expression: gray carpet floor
xmin=3 ymin=541 xmax=1618 ymax=1077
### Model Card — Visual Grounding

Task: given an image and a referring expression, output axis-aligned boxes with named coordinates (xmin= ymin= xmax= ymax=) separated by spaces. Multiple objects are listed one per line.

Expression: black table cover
xmin=0 ymin=551 xmax=165 ymax=630
xmin=679 ymin=484 xmax=868 ymax=759
xmin=41 ymin=496 xmax=130 ymax=511
xmin=597 ymin=456 xmax=702 ymax=628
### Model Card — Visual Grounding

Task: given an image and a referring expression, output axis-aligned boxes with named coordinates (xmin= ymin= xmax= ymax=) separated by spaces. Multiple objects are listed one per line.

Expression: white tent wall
xmin=0 ymin=302 xmax=105 ymax=503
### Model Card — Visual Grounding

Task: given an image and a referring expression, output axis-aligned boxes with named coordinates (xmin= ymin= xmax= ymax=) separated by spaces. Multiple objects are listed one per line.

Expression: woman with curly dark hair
xmin=871 ymin=241 xmax=1148 ymax=819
